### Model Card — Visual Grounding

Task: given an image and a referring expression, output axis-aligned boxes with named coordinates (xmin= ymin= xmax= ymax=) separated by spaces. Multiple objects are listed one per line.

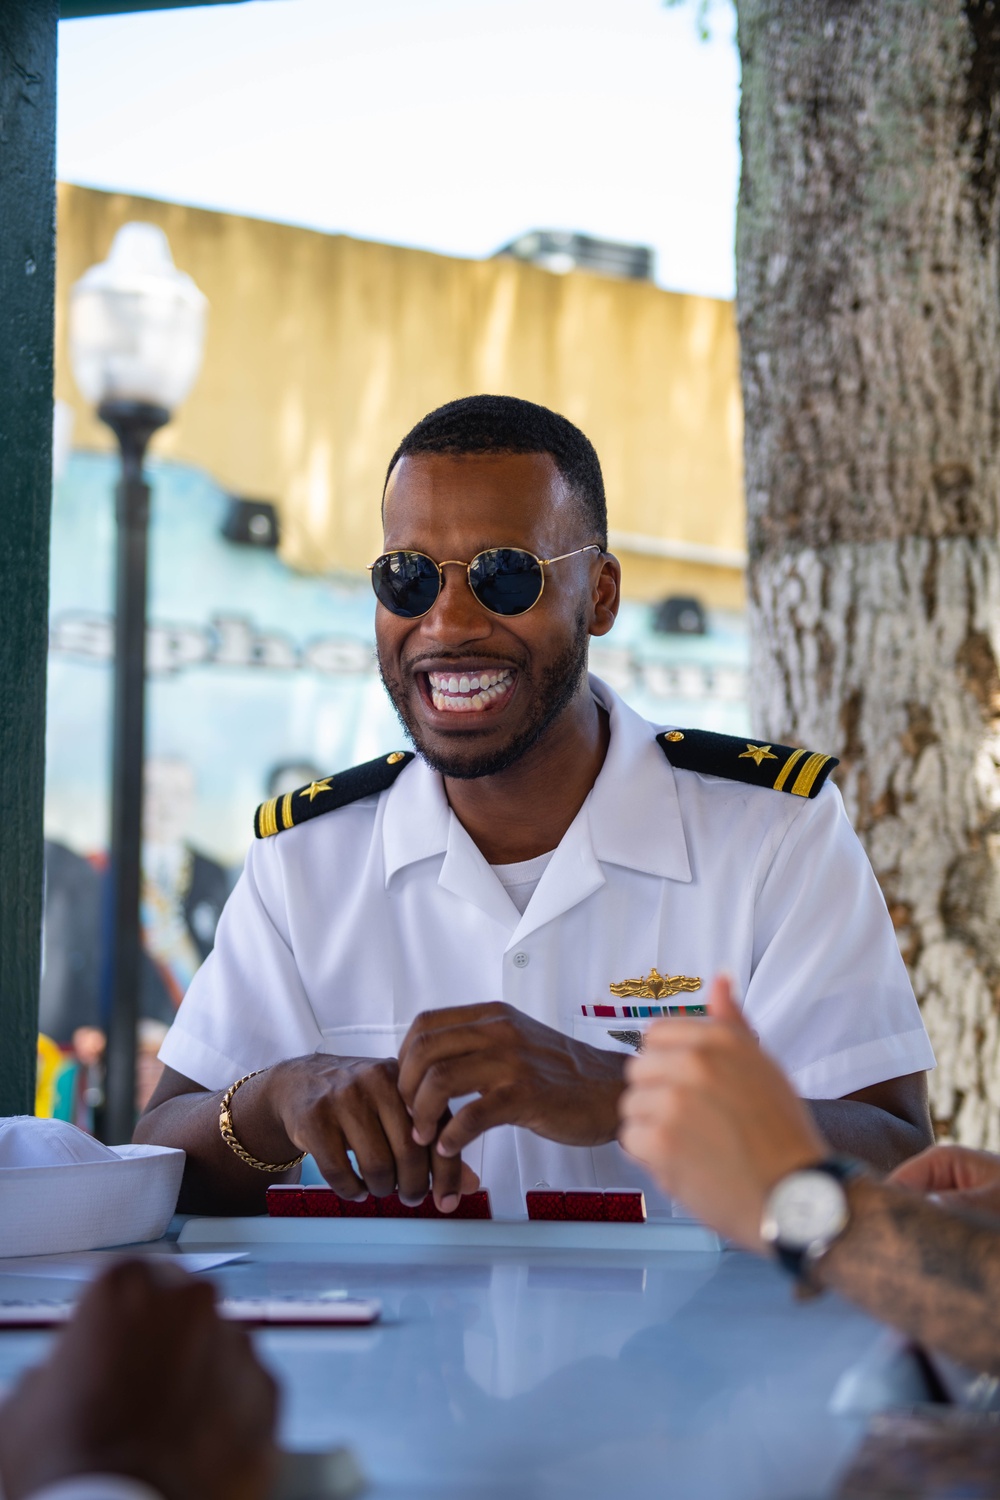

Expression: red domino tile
xmin=449 ymin=1190 xmax=492 ymax=1220
xmin=525 ymin=1190 xmax=647 ymax=1224
xmin=267 ymin=1185 xmax=493 ymax=1219
xmin=563 ymin=1192 xmax=607 ymax=1222
xmin=338 ymin=1194 xmax=380 ymax=1218
xmin=301 ymin=1186 xmax=342 ymax=1218
xmin=266 ymin=1185 xmax=305 ymax=1217
xmin=378 ymin=1193 xmax=424 ymax=1219
xmin=526 ymin=1191 xmax=567 ymax=1221
xmin=602 ymin=1191 xmax=647 ymax=1223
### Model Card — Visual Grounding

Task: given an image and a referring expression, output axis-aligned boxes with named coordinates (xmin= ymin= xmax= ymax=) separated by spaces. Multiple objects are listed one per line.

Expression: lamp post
xmin=69 ymin=224 xmax=206 ymax=1143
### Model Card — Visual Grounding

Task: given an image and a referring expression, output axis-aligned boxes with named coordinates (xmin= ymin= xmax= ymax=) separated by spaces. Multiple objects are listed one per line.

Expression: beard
xmin=378 ymin=616 xmax=591 ymax=780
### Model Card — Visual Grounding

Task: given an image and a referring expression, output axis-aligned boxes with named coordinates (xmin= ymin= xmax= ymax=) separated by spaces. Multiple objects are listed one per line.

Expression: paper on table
xmin=0 ymin=1250 xmax=246 ymax=1280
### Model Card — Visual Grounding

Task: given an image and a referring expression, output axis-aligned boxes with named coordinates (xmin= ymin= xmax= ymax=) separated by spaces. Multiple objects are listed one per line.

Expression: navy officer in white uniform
xmin=137 ymin=395 xmax=935 ymax=1220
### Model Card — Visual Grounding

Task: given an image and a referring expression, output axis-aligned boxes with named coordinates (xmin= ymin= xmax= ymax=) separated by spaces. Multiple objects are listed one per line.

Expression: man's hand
xmin=0 ymin=1260 xmax=278 ymax=1500
xmin=889 ymin=1144 xmax=1000 ymax=1219
xmin=263 ymin=1054 xmax=479 ymax=1213
xmin=618 ymin=974 xmax=828 ymax=1248
xmin=397 ymin=1003 xmax=626 ymax=1159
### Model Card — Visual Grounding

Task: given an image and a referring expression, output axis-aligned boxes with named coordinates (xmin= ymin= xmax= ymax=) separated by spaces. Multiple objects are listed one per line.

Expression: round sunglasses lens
xmin=371 ymin=552 xmax=440 ymax=617
xmin=469 ymin=549 xmax=544 ymax=615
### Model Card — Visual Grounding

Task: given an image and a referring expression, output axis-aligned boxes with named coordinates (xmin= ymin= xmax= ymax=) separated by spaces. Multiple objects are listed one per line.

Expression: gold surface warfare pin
xmin=608 ymin=968 xmax=702 ymax=1000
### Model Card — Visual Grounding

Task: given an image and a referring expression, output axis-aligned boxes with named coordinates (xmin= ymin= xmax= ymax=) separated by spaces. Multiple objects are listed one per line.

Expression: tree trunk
xmin=736 ymin=0 xmax=1000 ymax=1143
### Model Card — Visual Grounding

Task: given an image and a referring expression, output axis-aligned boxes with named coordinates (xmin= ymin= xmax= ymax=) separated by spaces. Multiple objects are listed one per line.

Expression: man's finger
xmin=435 ymin=1088 xmax=519 ymax=1159
xmin=309 ymin=1125 xmax=368 ymax=1200
xmin=707 ymin=972 xmax=746 ymax=1027
xmin=398 ymin=1004 xmax=506 ymax=1069
xmin=887 ymin=1144 xmax=991 ymax=1194
xmin=349 ymin=1110 xmax=410 ymax=1198
xmin=636 ymin=1014 xmax=726 ymax=1056
xmin=429 ymin=1140 xmax=466 ymax=1213
xmin=409 ymin=1055 xmax=500 ymax=1145
xmin=397 ymin=1021 xmax=499 ymax=1107
xmin=377 ymin=1094 xmax=435 ymax=1204
xmin=626 ymin=1038 xmax=703 ymax=1081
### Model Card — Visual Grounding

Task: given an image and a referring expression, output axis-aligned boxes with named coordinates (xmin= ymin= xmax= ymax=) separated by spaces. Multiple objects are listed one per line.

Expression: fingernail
xmin=412 ymin=1127 xmax=430 ymax=1145
xmin=440 ymin=1194 xmax=459 ymax=1213
xmin=435 ymin=1142 xmax=455 ymax=1158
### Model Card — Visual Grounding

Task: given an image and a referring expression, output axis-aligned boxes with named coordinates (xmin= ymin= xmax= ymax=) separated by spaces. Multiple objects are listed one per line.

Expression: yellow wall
xmin=55 ymin=184 xmax=746 ymax=607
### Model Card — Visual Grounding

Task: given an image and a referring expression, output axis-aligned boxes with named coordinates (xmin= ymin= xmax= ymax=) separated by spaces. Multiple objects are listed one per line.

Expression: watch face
xmin=765 ymin=1171 xmax=849 ymax=1252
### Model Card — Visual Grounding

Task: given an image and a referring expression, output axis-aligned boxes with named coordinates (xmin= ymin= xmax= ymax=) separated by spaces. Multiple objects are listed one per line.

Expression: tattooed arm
xmin=619 ymin=975 xmax=1000 ymax=1373
xmin=811 ymin=1175 xmax=1000 ymax=1373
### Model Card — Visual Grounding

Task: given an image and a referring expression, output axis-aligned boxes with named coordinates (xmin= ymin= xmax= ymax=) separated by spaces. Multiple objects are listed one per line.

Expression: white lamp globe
xmin=69 ymin=223 xmax=207 ymax=414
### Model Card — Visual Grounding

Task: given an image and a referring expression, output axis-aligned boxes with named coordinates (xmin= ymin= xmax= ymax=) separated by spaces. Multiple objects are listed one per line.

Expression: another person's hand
xmin=265 ymin=1054 xmax=480 ymax=1212
xmin=397 ymin=1003 xmax=626 ymax=1161
xmin=0 ymin=1259 xmax=278 ymax=1500
xmin=618 ymin=974 xmax=828 ymax=1248
xmin=889 ymin=1144 xmax=1000 ymax=1219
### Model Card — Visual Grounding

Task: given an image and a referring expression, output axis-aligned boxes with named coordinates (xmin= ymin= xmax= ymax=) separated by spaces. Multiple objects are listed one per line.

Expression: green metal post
xmin=0 ymin=3 xmax=58 ymax=1116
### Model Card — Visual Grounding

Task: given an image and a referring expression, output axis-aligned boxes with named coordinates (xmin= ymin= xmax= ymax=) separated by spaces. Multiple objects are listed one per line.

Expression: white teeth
xmin=427 ymin=667 xmax=513 ymax=710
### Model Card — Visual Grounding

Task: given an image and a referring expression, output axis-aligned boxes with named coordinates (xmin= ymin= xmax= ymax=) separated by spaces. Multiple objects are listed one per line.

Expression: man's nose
xmin=420 ymin=562 xmax=493 ymax=643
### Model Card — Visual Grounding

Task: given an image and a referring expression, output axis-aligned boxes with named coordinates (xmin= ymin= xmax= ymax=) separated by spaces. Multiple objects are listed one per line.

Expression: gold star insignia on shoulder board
xmin=739 ymin=744 xmax=778 ymax=767
xmin=300 ymin=778 xmax=333 ymax=802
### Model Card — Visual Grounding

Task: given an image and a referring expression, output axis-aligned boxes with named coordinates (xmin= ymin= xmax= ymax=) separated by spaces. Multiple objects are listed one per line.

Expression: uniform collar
xmin=381 ymin=754 xmax=451 ymax=882
xmin=586 ymin=677 xmax=692 ymax=883
xmin=380 ymin=675 xmax=692 ymax=894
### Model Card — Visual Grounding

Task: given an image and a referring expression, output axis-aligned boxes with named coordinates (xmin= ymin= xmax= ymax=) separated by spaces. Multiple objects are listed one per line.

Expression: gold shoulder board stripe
xmin=772 ymin=747 xmax=807 ymax=794
xmin=256 ymin=796 xmax=279 ymax=839
xmin=790 ymin=751 xmax=833 ymax=798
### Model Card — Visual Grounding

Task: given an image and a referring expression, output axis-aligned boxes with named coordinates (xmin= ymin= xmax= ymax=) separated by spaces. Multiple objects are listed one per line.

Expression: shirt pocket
xmin=570 ymin=1007 xmax=707 ymax=1056
xmin=571 ymin=1013 xmax=653 ymax=1056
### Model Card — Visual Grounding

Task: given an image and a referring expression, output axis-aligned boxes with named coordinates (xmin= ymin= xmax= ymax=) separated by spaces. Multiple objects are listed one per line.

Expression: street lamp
xmin=69 ymin=223 xmax=207 ymax=1143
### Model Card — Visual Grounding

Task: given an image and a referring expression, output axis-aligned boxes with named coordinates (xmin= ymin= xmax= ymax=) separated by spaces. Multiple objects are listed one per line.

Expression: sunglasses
xmin=369 ymin=544 xmax=601 ymax=619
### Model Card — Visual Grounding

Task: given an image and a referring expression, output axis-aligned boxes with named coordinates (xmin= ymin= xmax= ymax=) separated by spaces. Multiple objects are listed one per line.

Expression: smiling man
xmin=137 ymin=395 xmax=935 ymax=1219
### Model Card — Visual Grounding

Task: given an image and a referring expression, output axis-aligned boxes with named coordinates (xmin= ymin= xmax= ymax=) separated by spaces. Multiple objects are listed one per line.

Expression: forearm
xmin=134 ymin=1069 xmax=301 ymax=1215
xmin=807 ymin=1098 xmax=931 ymax=1171
xmin=814 ymin=1177 xmax=1000 ymax=1374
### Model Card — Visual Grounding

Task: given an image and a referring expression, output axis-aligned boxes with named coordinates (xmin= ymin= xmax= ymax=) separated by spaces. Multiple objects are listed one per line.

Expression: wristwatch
xmin=760 ymin=1156 xmax=864 ymax=1284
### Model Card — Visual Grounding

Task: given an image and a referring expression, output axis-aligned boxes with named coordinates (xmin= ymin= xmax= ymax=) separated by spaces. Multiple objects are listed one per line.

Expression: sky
xmin=56 ymin=0 xmax=740 ymax=299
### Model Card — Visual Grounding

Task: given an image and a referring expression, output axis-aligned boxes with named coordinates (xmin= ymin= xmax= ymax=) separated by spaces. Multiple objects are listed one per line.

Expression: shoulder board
xmin=254 ymin=751 xmax=415 ymax=838
xmin=656 ymin=729 xmax=837 ymax=800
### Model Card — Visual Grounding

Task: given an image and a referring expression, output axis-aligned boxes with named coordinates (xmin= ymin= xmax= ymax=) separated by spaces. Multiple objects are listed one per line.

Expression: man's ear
xmin=589 ymin=553 xmax=621 ymax=638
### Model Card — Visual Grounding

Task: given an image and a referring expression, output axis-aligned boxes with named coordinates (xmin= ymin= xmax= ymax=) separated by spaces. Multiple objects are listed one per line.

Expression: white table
xmin=0 ymin=1216 xmax=912 ymax=1499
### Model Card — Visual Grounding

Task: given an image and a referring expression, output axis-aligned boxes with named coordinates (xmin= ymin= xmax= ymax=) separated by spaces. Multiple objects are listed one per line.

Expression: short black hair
xmin=384 ymin=394 xmax=608 ymax=549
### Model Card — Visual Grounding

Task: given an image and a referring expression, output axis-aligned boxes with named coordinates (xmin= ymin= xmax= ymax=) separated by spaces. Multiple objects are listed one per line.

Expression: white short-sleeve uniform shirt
xmin=160 ymin=678 xmax=934 ymax=1219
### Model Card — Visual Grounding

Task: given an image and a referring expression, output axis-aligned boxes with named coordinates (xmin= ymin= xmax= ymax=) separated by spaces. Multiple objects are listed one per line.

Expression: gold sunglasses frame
xmin=367 ymin=543 xmax=602 ymax=620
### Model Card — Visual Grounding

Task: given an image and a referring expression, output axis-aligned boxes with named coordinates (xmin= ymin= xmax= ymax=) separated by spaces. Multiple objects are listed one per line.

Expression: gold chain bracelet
xmin=218 ymin=1070 xmax=306 ymax=1173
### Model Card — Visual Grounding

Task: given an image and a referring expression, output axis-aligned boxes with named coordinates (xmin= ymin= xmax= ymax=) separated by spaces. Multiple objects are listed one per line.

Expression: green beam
xmin=0 ymin=2 xmax=58 ymax=1116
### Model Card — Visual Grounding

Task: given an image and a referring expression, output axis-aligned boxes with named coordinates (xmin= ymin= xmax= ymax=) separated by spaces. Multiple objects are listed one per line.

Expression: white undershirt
xmin=490 ymin=849 xmax=556 ymax=915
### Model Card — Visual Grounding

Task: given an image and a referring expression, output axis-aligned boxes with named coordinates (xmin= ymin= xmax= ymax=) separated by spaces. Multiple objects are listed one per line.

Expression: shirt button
xmin=512 ymin=951 xmax=530 ymax=968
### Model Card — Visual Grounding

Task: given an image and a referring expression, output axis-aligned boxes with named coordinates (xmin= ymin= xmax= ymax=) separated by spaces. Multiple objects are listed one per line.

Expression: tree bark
xmin=736 ymin=0 xmax=1000 ymax=1143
